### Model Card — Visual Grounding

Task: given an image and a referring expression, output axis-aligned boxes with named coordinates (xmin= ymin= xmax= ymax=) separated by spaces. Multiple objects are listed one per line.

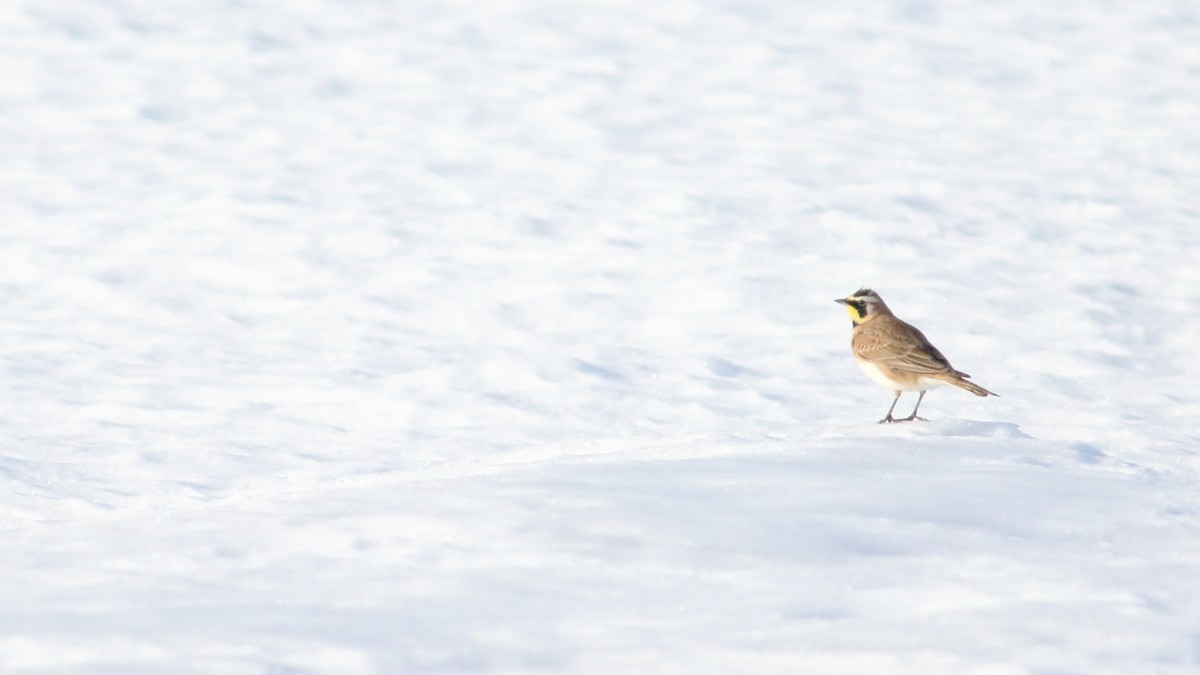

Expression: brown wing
xmin=852 ymin=320 xmax=955 ymax=375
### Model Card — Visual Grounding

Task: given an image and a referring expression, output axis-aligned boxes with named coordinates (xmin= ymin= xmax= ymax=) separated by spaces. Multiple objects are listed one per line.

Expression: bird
xmin=835 ymin=288 xmax=997 ymax=423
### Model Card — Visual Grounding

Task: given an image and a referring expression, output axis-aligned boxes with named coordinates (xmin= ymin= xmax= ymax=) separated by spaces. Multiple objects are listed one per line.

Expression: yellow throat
xmin=843 ymin=299 xmax=870 ymax=324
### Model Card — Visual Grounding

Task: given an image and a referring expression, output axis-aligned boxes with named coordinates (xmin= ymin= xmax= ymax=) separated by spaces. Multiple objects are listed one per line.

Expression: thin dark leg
xmin=878 ymin=391 xmax=902 ymax=424
xmin=900 ymin=391 xmax=928 ymax=421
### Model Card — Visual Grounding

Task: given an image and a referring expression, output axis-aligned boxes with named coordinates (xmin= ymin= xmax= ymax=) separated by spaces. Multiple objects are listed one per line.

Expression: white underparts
xmin=855 ymin=358 xmax=946 ymax=393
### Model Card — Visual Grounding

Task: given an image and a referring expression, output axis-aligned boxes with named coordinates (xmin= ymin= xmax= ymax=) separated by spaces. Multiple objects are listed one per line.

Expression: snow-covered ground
xmin=3 ymin=0 xmax=1199 ymax=672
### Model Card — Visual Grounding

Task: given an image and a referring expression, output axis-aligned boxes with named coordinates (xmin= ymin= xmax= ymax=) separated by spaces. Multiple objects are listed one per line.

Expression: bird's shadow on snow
xmin=829 ymin=418 xmax=1034 ymax=440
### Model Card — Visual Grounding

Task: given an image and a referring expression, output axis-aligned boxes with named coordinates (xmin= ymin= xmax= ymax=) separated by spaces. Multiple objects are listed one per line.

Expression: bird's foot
xmin=879 ymin=415 xmax=926 ymax=424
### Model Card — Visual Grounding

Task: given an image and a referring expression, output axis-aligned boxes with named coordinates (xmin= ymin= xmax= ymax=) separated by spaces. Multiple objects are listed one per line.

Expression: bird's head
xmin=835 ymin=288 xmax=890 ymax=325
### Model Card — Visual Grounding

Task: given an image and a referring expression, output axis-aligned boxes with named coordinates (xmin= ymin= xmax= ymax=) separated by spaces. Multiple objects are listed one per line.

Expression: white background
xmin=2 ymin=1 xmax=1198 ymax=672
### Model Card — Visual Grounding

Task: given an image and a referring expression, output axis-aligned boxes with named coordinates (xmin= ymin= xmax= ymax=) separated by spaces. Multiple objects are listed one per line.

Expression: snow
xmin=2 ymin=0 xmax=1199 ymax=672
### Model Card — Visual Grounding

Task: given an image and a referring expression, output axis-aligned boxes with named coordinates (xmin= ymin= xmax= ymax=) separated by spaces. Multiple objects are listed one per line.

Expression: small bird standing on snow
xmin=835 ymin=288 xmax=997 ymax=423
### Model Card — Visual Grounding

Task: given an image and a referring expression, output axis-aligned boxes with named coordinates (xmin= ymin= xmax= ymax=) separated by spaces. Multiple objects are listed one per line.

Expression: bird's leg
xmin=900 ymin=390 xmax=928 ymax=422
xmin=878 ymin=391 xmax=902 ymax=423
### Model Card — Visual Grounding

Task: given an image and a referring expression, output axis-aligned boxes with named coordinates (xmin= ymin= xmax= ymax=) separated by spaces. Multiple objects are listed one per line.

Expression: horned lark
xmin=835 ymin=288 xmax=997 ymax=423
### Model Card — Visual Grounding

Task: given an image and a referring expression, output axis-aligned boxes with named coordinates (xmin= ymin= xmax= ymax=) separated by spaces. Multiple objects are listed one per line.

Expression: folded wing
xmin=852 ymin=322 xmax=955 ymax=375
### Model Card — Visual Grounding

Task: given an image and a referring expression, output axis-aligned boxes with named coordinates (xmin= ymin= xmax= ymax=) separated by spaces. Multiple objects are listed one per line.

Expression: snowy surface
xmin=3 ymin=0 xmax=1200 ymax=672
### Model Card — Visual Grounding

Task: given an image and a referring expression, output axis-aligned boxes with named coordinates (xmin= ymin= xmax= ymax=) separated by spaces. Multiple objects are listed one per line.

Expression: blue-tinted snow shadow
xmin=705 ymin=357 xmax=764 ymax=379
xmin=1067 ymin=441 xmax=1106 ymax=464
